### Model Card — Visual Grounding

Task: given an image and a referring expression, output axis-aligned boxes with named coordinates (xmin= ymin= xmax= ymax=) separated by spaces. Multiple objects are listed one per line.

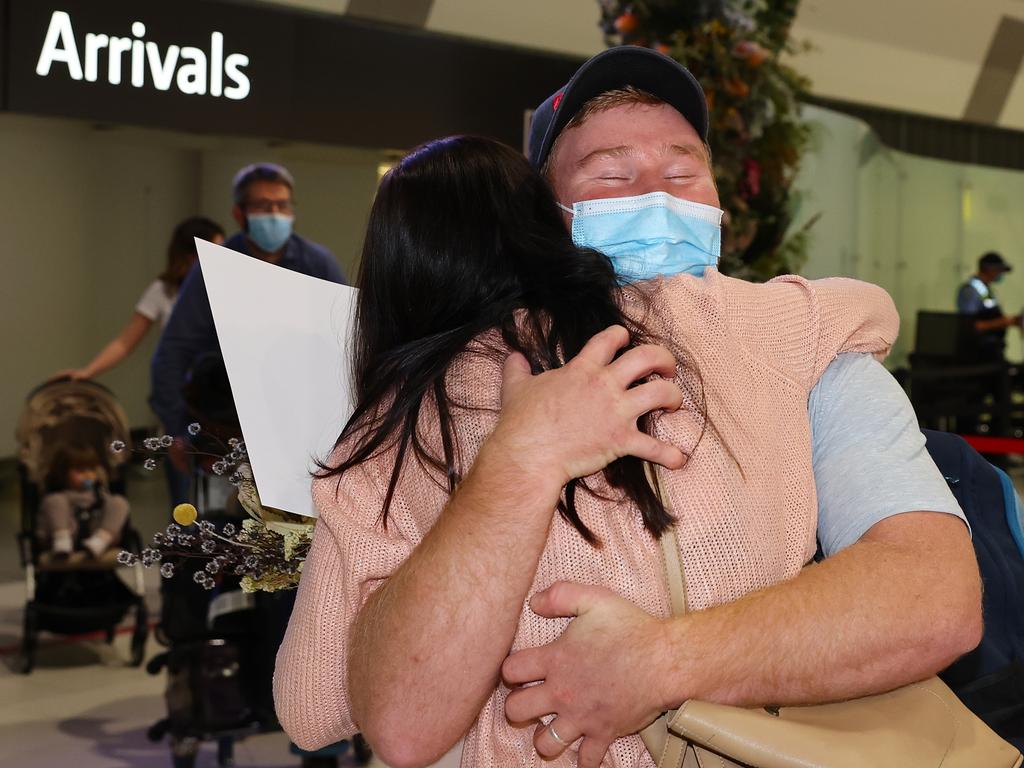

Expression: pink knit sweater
xmin=274 ymin=271 xmax=899 ymax=767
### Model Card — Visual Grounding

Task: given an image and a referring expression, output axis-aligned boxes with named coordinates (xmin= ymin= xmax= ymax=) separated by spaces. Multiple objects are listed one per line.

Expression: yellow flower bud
xmin=172 ymin=503 xmax=198 ymax=527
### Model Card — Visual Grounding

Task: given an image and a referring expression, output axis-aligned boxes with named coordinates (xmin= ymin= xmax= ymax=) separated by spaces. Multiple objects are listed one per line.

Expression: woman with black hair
xmin=275 ymin=135 xmax=898 ymax=766
xmin=326 ymin=135 xmax=678 ymax=541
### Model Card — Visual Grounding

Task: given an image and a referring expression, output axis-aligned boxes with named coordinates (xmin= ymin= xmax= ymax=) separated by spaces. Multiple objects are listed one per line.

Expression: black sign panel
xmin=6 ymin=0 xmax=296 ymax=136
xmin=2 ymin=0 xmax=584 ymax=150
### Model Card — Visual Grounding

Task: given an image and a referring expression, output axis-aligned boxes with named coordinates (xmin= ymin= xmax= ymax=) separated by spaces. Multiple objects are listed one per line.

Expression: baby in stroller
xmin=39 ymin=442 xmax=130 ymax=558
xmin=15 ymin=377 xmax=148 ymax=673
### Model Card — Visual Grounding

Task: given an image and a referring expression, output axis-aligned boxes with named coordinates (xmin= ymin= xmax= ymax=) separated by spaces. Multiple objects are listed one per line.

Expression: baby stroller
xmin=14 ymin=378 xmax=149 ymax=673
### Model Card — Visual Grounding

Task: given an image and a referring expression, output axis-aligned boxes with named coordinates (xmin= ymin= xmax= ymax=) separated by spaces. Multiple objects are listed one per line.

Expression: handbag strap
xmin=646 ymin=462 xmax=688 ymax=614
xmin=641 ymin=463 xmax=693 ymax=768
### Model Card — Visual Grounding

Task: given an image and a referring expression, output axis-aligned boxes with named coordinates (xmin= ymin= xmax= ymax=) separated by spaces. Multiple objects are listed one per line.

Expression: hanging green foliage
xmin=599 ymin=0 xmax=813 ymax=279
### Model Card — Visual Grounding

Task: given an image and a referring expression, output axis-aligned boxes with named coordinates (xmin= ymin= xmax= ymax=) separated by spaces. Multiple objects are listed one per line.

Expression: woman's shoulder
xmin=311 ymin=439 xmax=399 ymax=528
xmin=138 ymin=278 xmax=171 ymax=302
xmin=311 ymin=332 xmax=506 ymax=532
xmin=136 ymin=278 xmax=174 ymax=319
xmin=445 ymin=329 xmax=507 ymax=411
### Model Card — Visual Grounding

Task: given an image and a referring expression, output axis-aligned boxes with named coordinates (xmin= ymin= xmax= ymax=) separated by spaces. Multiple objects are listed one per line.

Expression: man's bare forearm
xmin=975 ymin=315 xmax=1019 ymax=332
xmin=348 ymin=437 xmax=560 ymax=767
xmin=656 ymin=512 xmax=982 ymax=710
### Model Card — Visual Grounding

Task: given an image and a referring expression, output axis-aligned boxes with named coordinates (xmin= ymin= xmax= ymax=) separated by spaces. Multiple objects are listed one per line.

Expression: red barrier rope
xmin=961 ymin=435 xmax=1024 ymax=455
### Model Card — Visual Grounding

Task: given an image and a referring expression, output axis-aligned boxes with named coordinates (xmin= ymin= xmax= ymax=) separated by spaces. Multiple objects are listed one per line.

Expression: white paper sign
xmin=197 ymin=239 xmax=356 ymax=517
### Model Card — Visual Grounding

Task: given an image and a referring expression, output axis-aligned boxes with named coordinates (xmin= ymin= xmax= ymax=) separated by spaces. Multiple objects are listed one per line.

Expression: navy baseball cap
xmin=528 ymin=46 xmax=709 ymax=169
xmin=979 ymin=251 xmax=1012 ymax=273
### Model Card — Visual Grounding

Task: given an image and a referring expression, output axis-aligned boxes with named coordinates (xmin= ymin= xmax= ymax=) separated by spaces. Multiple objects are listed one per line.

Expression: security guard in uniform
xmin=957 ymin=251 xmax=1021 ymax=362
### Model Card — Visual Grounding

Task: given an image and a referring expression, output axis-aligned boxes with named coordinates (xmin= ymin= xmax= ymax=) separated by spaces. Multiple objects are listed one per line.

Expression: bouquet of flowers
xmin=115 ymin=423 xmax=314 ymax=592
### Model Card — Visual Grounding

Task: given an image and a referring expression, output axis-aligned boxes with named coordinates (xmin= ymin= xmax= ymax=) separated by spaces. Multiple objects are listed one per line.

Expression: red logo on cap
xmin=553 ymin=90 xmax=564 ymax=111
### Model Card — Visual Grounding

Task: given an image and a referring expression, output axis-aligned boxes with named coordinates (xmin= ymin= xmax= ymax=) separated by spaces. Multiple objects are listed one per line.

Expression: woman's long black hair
xmin=318 ymin=135 xmax=680 ymax=542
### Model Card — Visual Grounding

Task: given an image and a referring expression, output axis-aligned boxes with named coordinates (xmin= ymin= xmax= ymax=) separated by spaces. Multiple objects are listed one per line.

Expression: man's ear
xmin=231 ymin=205 xmax=246 ymax=230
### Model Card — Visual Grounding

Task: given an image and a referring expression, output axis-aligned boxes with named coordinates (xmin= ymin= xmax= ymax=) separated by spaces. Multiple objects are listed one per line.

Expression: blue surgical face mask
xmin=247 ymin=213 xmax=294 ymax=253
xmin=558 ymin=191 xmax=723 ymax=283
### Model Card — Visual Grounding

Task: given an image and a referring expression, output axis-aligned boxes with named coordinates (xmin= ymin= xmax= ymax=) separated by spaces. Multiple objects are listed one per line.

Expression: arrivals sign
xmin=4 ymin=0 xmax=289 ymax=136
xmin=0 ymin=0 xmax=583 ymax=150
xmin=35 ymin=11 xmax=252 ymax=100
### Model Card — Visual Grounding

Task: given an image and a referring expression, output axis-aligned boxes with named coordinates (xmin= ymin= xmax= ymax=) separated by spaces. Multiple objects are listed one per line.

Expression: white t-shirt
xmin=134 ymin=279 xmax=176 ymax=330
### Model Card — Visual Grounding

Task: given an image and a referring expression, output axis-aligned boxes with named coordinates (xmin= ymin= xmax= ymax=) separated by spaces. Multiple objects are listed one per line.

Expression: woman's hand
xmin=49 ymin=368 xmax=90 ymax=382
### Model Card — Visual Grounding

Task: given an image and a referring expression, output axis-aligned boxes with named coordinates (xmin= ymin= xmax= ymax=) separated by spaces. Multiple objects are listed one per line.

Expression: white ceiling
xmin=258 ymin=0 xmax=1024 ymax=131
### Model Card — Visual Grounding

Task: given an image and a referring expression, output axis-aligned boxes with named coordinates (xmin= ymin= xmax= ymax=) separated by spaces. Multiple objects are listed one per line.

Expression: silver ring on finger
xmin=548 ymin=720 xmax=571 ymax=747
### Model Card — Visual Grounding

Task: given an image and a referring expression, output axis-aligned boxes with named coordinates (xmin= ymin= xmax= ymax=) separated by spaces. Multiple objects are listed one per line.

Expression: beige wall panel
xmin=785 ymin=27 xmax=979 ymax=119
xmin=0 ymin=115 xmax=199 ymax=450
xmin=427 ymin=0 xmax=603 ymax=56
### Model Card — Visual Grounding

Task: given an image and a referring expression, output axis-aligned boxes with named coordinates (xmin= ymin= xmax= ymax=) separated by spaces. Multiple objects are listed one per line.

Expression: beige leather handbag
xmin=640 ymin=466 xmax=1023 ymax=768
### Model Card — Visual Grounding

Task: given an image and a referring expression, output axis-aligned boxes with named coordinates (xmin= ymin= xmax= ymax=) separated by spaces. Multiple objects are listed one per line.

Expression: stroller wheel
xmin=146 ymin=718 xmax=169 ymax=742
xmin=155 ymin=624 xmax=171 ymax=647
xmin=129 ymin=643 xmax=145 ymax=667
xmin=17 ymin=653 xmax=34 ymax=675
xmin=130 ymin=630 xmax=147 ymax=666
xmin=353 ymin=733 xmax=373 ymax=765
xmin=170 ymin=736 xmax=199 ymax=768
xmin=216 ymin=737 xmax=235 ymax=767
xmin=130 ymin=601 xmax=148 ymax=666
xmin=300 ymin=758 xmax=337 ymax=768
xmin=20 ymin=607 xmax=37 ymax=675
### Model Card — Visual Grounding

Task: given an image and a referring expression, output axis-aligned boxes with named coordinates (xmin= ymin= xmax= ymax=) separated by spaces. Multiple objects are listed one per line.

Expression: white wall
xmin=795 ymin=105 xmax=1024 ymax=366
xmin=0 ymin=115 xmax=198 ymax=453
xmin=0 ymin=114 xmax=383 ymax=456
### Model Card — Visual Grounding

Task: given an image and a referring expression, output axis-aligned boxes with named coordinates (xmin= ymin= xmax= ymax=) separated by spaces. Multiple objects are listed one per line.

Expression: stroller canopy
xmin=15 ymin=380 xmax=131 ymax=487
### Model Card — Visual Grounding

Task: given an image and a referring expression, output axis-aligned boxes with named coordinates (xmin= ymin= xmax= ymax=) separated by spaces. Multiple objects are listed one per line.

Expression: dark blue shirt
xmin=956 ymin=277 xmax=998 ymax=316
xmin=150 ymin=232 xmax=347 ymax=435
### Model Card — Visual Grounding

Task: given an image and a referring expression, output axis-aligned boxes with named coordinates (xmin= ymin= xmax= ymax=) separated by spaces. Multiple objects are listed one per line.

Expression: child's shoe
xmin=82 ymin=529 xmax=113 ymax=558
xmin=51 ymin=529 xmax=73 ymax=558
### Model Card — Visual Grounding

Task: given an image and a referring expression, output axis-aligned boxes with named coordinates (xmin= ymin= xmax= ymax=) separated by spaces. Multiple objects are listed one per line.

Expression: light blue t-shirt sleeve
xmin=809 ymin=353 xmax=967 ymax=557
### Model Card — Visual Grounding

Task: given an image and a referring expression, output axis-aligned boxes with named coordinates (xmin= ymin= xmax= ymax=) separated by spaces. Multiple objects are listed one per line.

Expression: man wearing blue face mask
xmin=323 ymin=48 xmax=981 ymax=768
xmin=505 ymin=46 xmax=977 ymax=760
xmin=226 ymin=163 xmax=340 ymax=270
xmin=151 ymin=162 xmax=346 ymax=502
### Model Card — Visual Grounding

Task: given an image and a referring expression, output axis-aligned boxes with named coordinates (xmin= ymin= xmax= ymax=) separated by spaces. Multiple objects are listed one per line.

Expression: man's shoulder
xmin=288 ymin=237 xmax=335 ymax=270
xmin=957 ymin=280 xmax=978 ymax=295
xmin=292 ymin=234 xmax=335 ymax=260
xmin=289 ymin=235 xmax=345 ymax=282
xmin=223 ymin=232 xmax=250 ymax=254
xmin=956 ymin=279 xmax=984 ymax=313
